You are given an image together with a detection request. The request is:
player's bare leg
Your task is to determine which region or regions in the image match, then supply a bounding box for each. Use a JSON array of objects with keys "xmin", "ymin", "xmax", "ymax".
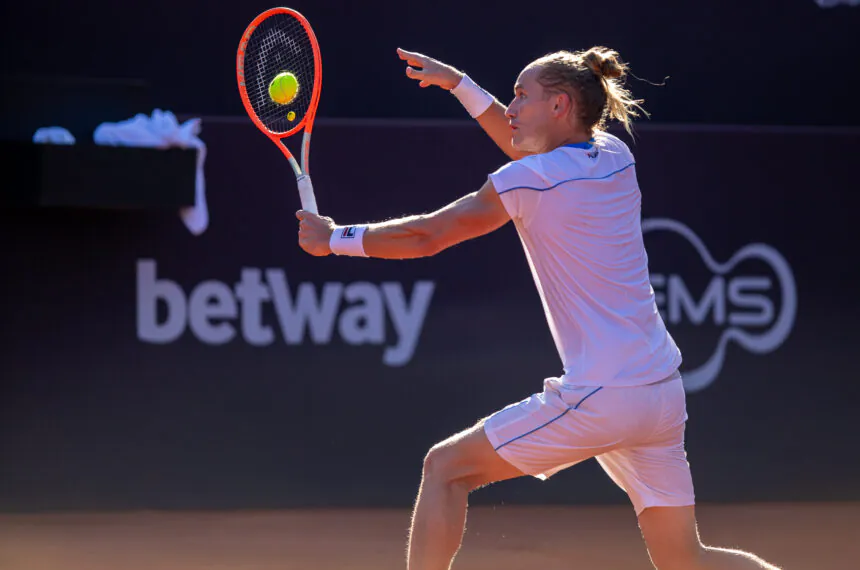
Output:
[
  {"xmin": 406, "ymin": 419, "xmax": 524, "ymax": 570},
  {"xmin": 638, "ymin": 506, "xmax": 783, "ymax": 570}
]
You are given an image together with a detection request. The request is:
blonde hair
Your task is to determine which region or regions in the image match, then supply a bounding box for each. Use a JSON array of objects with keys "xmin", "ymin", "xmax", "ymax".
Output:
[{"xmin": 530, "ymin": 46, "xmax": 647, "ymax": 136}]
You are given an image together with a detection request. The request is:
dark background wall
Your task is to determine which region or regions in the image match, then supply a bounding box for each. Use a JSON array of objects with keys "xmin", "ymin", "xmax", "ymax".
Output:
[
  {"xmin": 2, "ymin": 121, "xmax": 858, "ymax": 511},
  {"xmin": 2, "ymin": 0, "xmax": 860, "ymax": 127}
]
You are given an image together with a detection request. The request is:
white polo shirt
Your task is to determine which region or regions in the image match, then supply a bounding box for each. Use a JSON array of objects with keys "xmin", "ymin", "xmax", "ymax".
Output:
[{"xmin": 488, "ymin": 130, "xmax": 682, "ymax": 387}]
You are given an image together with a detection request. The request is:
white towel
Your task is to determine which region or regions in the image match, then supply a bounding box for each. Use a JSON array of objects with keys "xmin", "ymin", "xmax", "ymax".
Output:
[
  {"xmin": 33, "ymin": 127, "xmax": 76, "ymax": 145},
  {"xmin": 94, "ymin": 109, "xmax": 209, "ymax": 236}
]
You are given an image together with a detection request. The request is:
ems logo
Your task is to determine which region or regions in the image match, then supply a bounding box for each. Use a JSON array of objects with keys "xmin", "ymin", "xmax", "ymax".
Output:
[
  {"xmin": 642, "ymin": 218, "xmax": 797, "ymax": 393},
  {"xmin": 341, "ymin": 227, "xmax": 357, "ymax": 239}
]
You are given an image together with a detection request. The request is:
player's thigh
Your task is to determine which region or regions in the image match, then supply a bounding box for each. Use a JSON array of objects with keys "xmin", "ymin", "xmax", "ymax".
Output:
[
  {"xmin": 596, "ymin": 440, "xmax": 695, "ymax": 516},
  {"xmin": 424, "ymin": 418, "xmax": 525, "ymax": 489},
  {"xmin": 425, "ymin": 374, "xmax": 608, "ymax": 490},
  {"xmin": 637, "ymin": 505, "xmax": 703, "ymax": 569},
  {"xmin": 596, "ymin": 375, "xmax": 694, "ymax": 515},
  {"xmin": 482, "ymin": 378, "xmax": 613, "ymax": 481}
]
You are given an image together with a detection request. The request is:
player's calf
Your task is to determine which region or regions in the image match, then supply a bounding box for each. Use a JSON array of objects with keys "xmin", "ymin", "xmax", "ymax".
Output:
[
  {"xmin": 647, "ymin": 541, "xmax": 782, "ymax": 570},
  {"xmin": 698, "ymin": 546, "xmax": 783, "ymax": 569},
  {"xmin": 638, "ymin": 506, "xmax": 782, "ymax": 570}
]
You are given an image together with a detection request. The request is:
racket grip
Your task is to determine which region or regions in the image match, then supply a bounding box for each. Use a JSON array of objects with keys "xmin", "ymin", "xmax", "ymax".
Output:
[{"xmin": 297, "ymin": 174, "xmax": 319, "ymax": 215}]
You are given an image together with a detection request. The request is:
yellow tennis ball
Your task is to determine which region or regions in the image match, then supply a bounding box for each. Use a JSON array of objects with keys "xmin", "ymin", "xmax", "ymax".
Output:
[
  {"xmin": 269, "ymin": 72, "xmax": 299, "ymax": 105},
  {"xmin": 287, "ymin": 111, "xmax": 296, "ymax": 121}
]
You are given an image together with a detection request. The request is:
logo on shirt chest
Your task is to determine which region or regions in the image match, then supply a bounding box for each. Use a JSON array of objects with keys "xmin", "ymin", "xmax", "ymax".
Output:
[{"xmin": 642, "ymin": 218, "xmax": 797, "ymax": 393}]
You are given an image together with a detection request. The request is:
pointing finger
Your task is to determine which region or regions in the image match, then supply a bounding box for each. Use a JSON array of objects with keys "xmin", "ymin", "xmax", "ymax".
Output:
[
  {"xmin": 397, "ymin": 47, "xmax": 426, "ymax": 67},
  {"xmin": 396, "ymin": 47, "xmax": 419, "ymax": 61}
]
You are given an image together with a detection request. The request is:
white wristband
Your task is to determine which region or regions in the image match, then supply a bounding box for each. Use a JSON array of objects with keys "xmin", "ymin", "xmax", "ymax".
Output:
[
  {"xmin": 330, "ymin": 225, "xmax": 369, "ymax": 257},
  {"xmin": 450, "ymin": 74, "xmax": 495, "ymax": 119}
]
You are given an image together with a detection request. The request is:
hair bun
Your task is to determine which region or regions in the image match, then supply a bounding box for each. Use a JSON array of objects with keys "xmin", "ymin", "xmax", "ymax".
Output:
[{"xmin": 583, "ymin": 48, "xmax": 625, "ymax": 80}]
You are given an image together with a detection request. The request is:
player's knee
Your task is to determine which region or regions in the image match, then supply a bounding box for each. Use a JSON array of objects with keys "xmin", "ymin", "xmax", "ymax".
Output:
[
  {"xmin": 649, "ymin": 542, "xmax": 705, "ymax": 570},
  {"xmin": 421, "ymin": 442, "xmax": 471, "ymax": 489},
  {"xmin": 422, "ymin": 444, "xmax": 454, "ymax": 482},
  {"xmin": 640, "ymin": 505, "xmax": 705, "ymax": 570}
]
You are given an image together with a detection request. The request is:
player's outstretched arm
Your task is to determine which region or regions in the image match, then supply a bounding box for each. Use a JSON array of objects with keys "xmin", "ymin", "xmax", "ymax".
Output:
[
  {"xmin": 296, "ymin": 180, "xmax": 510, "ymax": 259},
  {"xmin": 396, "ymin": 48, "xmax": 530, "ymax": 161}
]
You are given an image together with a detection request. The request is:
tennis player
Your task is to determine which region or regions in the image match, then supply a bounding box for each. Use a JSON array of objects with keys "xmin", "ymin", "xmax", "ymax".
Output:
[{"xmin": 296, "ymin": 46, "xmax": 781, "ymax": 570}]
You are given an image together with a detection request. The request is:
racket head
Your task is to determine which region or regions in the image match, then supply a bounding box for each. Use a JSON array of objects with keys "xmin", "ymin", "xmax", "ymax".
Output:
[{"xmin": 236, "ymin": 8, "xmax": 322, "ymax": 143}]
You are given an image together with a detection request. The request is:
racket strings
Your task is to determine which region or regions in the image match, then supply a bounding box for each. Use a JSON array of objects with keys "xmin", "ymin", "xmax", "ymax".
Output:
[{"xmin": 243, "ymin": 14, "xmax": 317, "ymax": 134}]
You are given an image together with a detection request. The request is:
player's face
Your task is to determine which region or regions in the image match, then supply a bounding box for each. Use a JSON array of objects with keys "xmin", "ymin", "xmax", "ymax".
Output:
[{"xmin": 506, "ymin": 66, "xmax": 558, "ymax": 153}]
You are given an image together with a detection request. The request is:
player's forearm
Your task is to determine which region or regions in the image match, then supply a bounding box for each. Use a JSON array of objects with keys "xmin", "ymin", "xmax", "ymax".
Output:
[
  {"xmin": 361, "ymin": 215, "xmax": 438, "ymax": 259},
  {"xmin": 451, "ymin": 76, "xmax": 530, "ymax": 161},
  {"xmin": 475, "ymin": 101, "xmax": 530, "ymax": 161},
  {"xmin": 346, "ymin": 193, "xmax": 477, "ymax": 259}
]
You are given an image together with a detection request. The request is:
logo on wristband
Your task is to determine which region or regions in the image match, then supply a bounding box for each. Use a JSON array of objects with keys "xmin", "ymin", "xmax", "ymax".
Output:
[{"xmin": 341, "ymin": 227, "xmax": 357, "ymax": 238}]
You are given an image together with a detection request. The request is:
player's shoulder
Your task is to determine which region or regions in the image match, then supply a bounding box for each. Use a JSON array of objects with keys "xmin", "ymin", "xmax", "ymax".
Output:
[
  {"xmin": 488, "ymin": 131, "xmax": 635, "ymax": 194},
  {"xmin": 488, "ymin": 153, "xmax": 553, "ymax": 194},
  {"xmin": 489, "ymin": 149, "xmax": 588, "ymax": 194},
  {"xmin": 592, "ymin": 130, "xmax": 634, "ymax": 159}
]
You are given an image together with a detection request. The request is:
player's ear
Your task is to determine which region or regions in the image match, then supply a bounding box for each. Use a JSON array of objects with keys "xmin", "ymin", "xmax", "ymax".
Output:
[{"xmin": 552, "ymin": 92, "xmax": 569, "ymax": 117}]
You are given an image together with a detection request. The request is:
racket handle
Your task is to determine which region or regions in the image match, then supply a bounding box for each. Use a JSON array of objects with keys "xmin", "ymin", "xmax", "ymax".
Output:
[{"xmin": 297, "ymin": 174, "xmax": 319, "ymax": 215}]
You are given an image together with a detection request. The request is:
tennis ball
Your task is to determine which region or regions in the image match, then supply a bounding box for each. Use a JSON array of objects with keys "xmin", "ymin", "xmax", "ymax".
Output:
[
  {"xmin": 269, "ymin": 72, "xmax": 299, "ymax": 105},
  {"xmin": 287, "ymin": 111, "xmax": 296, "ymax": 121}
]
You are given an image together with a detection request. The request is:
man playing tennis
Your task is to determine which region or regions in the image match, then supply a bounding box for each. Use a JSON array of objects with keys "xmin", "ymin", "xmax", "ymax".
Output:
[{"xmin": 296, "ymin": 46, "xmax": 781, "ymax": 570}]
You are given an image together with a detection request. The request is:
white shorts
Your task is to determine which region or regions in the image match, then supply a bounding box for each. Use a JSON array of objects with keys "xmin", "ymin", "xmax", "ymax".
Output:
[{"xmin": 483, "ymin": 371, "xmax": 695, "ymax": 515}]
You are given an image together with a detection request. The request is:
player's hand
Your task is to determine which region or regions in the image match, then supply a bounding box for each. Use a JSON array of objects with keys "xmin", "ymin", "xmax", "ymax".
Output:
[
  {"xmin": 397, "ymin": 48, "xmax": 464, "ymax": 90},
  {"xmin": 296, "ymin": 210, "xmax": 335, "ymax": 256}
]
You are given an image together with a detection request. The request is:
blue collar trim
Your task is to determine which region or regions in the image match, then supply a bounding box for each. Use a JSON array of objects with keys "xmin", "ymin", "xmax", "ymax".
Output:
[{"xmin": 563, "ymin": 138, "xmax": 595, "ymax": 149}]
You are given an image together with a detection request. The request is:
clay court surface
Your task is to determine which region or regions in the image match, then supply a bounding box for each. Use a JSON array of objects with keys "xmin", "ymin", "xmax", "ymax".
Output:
[{"xmin": 2, "ymin": 503, "xmax": 858, "ymax": 569}]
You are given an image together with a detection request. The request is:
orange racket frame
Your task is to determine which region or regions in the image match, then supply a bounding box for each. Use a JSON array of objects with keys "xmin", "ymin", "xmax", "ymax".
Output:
[{"xmin": 236, "ymin": 7, "xmax": 323, "ymax": 214}]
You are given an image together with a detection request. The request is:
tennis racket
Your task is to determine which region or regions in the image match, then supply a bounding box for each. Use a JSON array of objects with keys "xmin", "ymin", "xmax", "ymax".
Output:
[{"xmin": 236, "ymin": 7, "xmax": 322, "ymax": 214}]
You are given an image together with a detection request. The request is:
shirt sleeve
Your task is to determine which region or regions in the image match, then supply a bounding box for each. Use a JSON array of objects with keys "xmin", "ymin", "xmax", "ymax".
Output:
[{"xmin": 487, "ymin": 158, "xmax": 545, "ymax": 225}]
